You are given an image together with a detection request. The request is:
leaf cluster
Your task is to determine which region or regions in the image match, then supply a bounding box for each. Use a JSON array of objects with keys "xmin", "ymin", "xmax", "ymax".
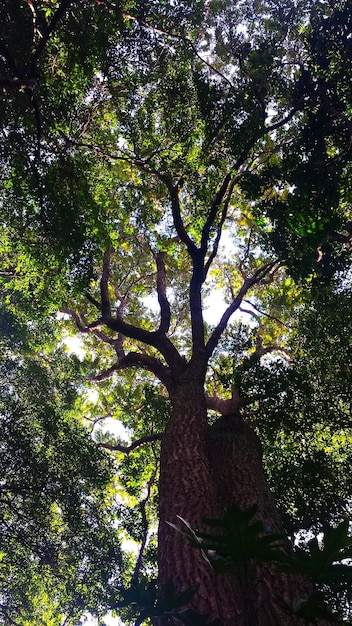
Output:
[{"xmin": 0, "ymin": 307, "xmax": 122, "ymax": 625}]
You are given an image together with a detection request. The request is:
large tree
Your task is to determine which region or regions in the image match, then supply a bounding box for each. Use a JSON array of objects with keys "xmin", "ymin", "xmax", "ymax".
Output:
[{"xmin": 0, "ymin": 0, "xmax": 351, "ymax": 624}]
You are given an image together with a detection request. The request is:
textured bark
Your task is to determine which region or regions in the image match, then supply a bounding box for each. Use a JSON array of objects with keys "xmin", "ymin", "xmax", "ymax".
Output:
[
  {"xmin": 157, "ymin": 392, "xmax": 334, "ymax": 626},
  {"xmin": 206, "ymin": 413, "xmax": 303, "ymax": 626},
  {"xmin": 158, "ymin": 380, "xmax": 221, "ymax": 621},
  {"xmin": 206, "ymin": 413, "xmax": 282, "ymax": 532}
]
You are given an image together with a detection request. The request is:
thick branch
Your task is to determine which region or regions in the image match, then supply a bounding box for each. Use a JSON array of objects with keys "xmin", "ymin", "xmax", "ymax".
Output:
[
  {"xmin": 156, "ymin": 252, "xmax": 171, "ymax": 334},
  {"xmin": 190, "ymin": 176, "xmax": 237, "ymax": 354},
  {"xmin": 86, "ymin": 291, "xmax": 101, "ymax": 310},
  {"xmin": 98, "ymin": 433, "xmax": 162, "ymax": 454},
  {"xmin": 90, "ymin": 363, "xmax": 119, "ymax": 382},
  {"xmin": 168, "ymin": 184, "xmax": 207, "ymax": 354},
  {"xmin": 206, "ymin": 261, "xmax": 278, "ymax": 358},
  {"xmin": 91, "ymin": 351, "xmax": 172, "ymax": 388},
  {"xmin": 100, "ymin": 248, "xmax": 112, "ymax": 318},
  {"xmin": 205, "ymin": 387, "xmax": 242, "ymax": 415},
  {"xmin": 189, "ymin": 256, "xmax": 206, "ymax": 354},
  {"xmin": 60, "ymin": 307, "xmax": 102, "ymax": 333},
  {"xmin": 62, "ymin": 308, "xmax": 125, "ymax": 354},
  {"xmin": 99, "ymin": 247, "xmax": 184, "ymax": 372},
  {"xmin": 62, "ymin": 306, "xmax": 173, "ymax": 384},
  {"xmin": 102, "ymin": 316, "xmax": 184, "ymax": 374},
  {"xmin": 62, "ymin": 305, "xmax": 180, "ymax": 380}
]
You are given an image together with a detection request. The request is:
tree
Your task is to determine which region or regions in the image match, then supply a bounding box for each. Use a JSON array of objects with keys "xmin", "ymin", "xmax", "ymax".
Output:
[
  {"xmin": 0, "ymin": 305, "xmax": 123, "ymax": 625},
  {"xmin": 0, "ymin": 1, "xmax": 351, "ymax": 624}
]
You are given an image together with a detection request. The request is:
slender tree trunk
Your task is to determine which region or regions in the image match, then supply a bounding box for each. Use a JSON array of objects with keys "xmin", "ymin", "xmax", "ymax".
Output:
[{"xmin": 157, "ymin": 390, "xmax": 333, "ymax": 625}]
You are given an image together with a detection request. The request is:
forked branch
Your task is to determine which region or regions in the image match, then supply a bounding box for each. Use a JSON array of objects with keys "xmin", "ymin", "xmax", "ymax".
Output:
[
  {"xmin": 170, "ymin": 184, "xmax": 198, "ymax": 258},
  {"xmin": 203, "ymin": 177, "xmax": 238, "ymax": 281},
  {"xmin": 201, "ymin": 173, "xmax": 232, "ymax": 254},
  {"xmin": 206, "ymin": 260, "xmax": 279, "ymax": 358},
  {"xmin": 60, "ymin": 307, "xmax": 102, "ymax": 334},
  {"xmin": 62, "ymin": 309, "xmax": 172, "ymax": 387},
  {"xmin": 98, "ymin": 248, "xmax": 185, "ymax": 372}
]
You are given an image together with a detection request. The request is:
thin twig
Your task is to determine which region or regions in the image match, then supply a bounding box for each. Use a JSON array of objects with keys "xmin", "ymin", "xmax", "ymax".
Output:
[
  {"xmin": 241, "ymin": 299, "xmax": 291, "ymax": 329},
  {"xmin": 98, "ymin": 433, "xmax": 162, "ymax": 453},
  {"xmin": 239, "ymin": 228, "xmax": 254, "ymax": 279},
  {"xmin": 132, "ymin": 465, "xmax": 158, "ymax": 583},
  {"xmin": 203, "ymin": 177, "xmax": 238, "ymax": 280}
]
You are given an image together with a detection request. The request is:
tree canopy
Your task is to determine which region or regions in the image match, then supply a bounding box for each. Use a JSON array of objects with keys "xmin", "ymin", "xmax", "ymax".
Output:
[{"xmin": 0, "ymin": 0, "xmax": 351, "ymax": 624}]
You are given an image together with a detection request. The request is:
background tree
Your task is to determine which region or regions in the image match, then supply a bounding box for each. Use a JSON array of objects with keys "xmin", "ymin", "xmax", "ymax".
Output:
[
  {"xmin": 0, "ymin": 304, "xmax": 123, "ymax": 625},
  {"xmin": 0, "ymin": 0, "xmax": 351, "ymax": 624}
]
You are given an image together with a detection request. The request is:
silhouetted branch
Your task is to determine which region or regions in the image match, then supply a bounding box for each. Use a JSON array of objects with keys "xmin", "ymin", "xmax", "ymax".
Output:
[
  {"xmin": 60, "ymin": 307, "xmax": 102, "ymax": 333},
  {"xmin": 156, "ymin": 252, "xmax": 171, "ymax": 334},
  {"xmin": 206, "ymin": 261, "xmax": 279, "ymax": 358},
  {"xmin": 30, "ymin": 0, "xmax": 79, "ymax": 71},
  {"xmin": 201, "ymin": 173, "xmax": 232, "ymax": 254},
  {"xmin": 86, "ymin": 291, "xmax": 101, "ymax": 310},
  {"xmin": 170, "ymin": 184, "xmax": 198, "ymax": 257},
  {"xmin": 203, "ymin": 177, "xmax": 237, "ymax": 280},
  {"xmin": 90, "ymin": 350, "xmax": 172, "ymax": 387},
  {"xmin": 97, "ymin": 249, "xmax": 184, "ymax": 371},
  {"xmin": 98, "ymin": 433, "xmax": 162, "ymax": 453},
  {"xmin": 101, "ymin": 248, "xmax": 112, "ymax": 318},
  {"xmin": 240, "ymin": 299, "xmax": 290, "ymax": 328},
  {"xmin": 90, "ymin": 363, "xmax": 119, "ymax": 381},
  {"xmin": 132, "ymin": 465, "xmax": 158, "ymax": 583}
]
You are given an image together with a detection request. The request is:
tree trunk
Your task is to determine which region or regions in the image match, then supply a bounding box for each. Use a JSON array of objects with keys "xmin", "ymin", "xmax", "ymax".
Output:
[
  {"xmin": 206, "ymin": 413, "xmax": 307, "ymax": 626},
  {"xmin": 158, "ymin": 379, "xmax": 221, "ymax": 621},
  {"xmin": 157, "ymin": 391, "xmax": 332, "ymax": 625}
]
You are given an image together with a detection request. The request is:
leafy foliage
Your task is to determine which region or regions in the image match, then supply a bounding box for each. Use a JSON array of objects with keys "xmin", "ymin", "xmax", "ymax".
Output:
[
  {"xmin": 218, "ymin": 284, "xmax": 352, "ymax": 533},
  {"xmin": 0, "ymin": 0, "xmax": 351, "ymax": 624},
  {"xmin": 0, "ymin": 307, "xmax": 122, "ymax": 625},
  {"xmin": 171, "ymin": 507, "xmax": 352, "ymax": 623},
  {"xmin": 168, "ymin": 505, "xmax": 287, "ymax": 574}
]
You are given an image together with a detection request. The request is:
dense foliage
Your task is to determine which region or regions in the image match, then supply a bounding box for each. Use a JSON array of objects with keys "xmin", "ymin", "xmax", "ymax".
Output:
[
  {"xmin": 0, "ymin": 0, "xmax": 351, "ymax": 624},
  {"xmin": 0, "ymin": 307, "xmax": 123, "ymax": 624}
]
